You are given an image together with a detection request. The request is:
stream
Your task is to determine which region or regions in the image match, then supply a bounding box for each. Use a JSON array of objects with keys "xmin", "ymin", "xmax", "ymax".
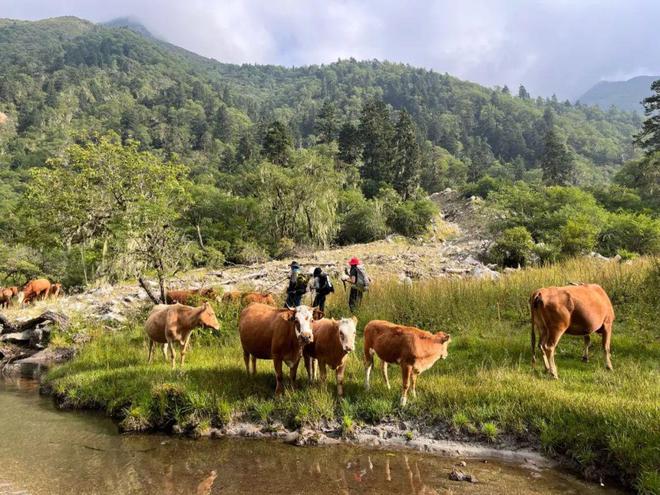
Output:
[{"xmin": 0, "ymin": 369, "xmax": 623, "ymax": 495}]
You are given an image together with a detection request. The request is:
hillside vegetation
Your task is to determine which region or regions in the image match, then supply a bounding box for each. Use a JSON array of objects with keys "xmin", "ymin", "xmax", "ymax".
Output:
[
  {"xmin": 0, "ymin": 16, "xmax": 658, "ymax": 290},
  {"xmin": 45, "ymin": 257, "xmax": 660, "ymax": 494}
]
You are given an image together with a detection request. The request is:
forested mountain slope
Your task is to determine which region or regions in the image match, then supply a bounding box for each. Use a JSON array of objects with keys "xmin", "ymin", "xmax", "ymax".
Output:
[
  {"xmin": 578, "ymin": 75, "xmax": 659, "ymax": 112},
  {"xmin": 0, "ymin": 16, "xmax": 640, "ymax": 175}
]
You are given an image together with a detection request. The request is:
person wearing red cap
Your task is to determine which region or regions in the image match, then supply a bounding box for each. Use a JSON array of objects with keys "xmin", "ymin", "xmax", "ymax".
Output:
[{"xmin": 342, "ymin": 257, "xmax": 370, "ymax": 312}]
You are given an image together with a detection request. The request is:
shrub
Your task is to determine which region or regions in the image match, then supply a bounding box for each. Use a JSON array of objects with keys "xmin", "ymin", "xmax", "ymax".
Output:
[
  {"xmin": 228, "ymin": 241, "xmax": 269, "ymax": 264},
  {"xmin": 559, "ymin": 216, "xmax": 599, "ymax": 256},
  {"xmin": 599, "ymin": 212, "xmax": 660, "ymax": 256},
  {"xmin": 490, "ymin": 226, "xmax": 534, "ymax": 267},
  {"xmin": 338, "ymin": 197, "xmax": 388, "ymax": 244},
  {"xmin": 386, "ymin": 199, "xmax": 437, "ymax": 237}
]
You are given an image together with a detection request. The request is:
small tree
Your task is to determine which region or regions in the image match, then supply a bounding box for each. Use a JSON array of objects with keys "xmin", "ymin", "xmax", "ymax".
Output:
[
  {"xmin": 541, "ymin": 127, "xmax": 576, "ymax": 186},
  {"xmin": 490, "ymin": 226, "xmax": 534, "ymax": 267},
  {"xmin": 262, "ymin": 120, "xmax": 293, "ymax": 166},
  {"xmin": 314, "ymin": 101, "xmax": 339, "ymax": 144},
  {"xmin": 391, "ymin": 110, "xmax": 421, "ymax": 199},
  {"xmin": 518, "ymin": 85, "xmax": 530, "ymax": 100},
  {"xmin": 634, "ymin": 79, "xmax": 660, "ymax": 154}
]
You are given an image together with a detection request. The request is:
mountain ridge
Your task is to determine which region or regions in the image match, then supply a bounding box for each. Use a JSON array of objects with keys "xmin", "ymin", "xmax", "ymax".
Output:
[{"xmin": 578, "ymin": 75, "xmax": 658, "ymax": 112}]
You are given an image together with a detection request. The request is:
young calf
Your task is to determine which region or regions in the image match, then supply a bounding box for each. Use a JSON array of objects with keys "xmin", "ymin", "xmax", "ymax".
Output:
[
  {"xmin": 364, "ymin": 320, "xmax": 451, "ymax": 406},
  {"xmin": 145, "ymin": 302, "xmax": 220, "ymax": 368},
  {"xmin": 303, "ymin": 317, "xmax": 357, "ymax": 397}
]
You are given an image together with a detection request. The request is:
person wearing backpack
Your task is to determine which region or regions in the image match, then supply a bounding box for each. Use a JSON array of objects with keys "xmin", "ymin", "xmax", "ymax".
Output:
[
  {"xmin": 342, "ymin": 257, "xmax": 370, "ymax": 312},
  {"xmin": 285, "ymin": 261, "xmax": 308, "ymax": 307},
  {"xmin": 311, "ymin": 267, "xmax": 334, "ymax": 312}
]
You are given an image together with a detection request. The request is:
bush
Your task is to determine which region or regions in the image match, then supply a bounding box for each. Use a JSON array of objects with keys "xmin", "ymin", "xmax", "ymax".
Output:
[
  {"xmin": 386, "ymin": 199, "xmax": 437, "ymax": 237},
  {"xmin": 228, "ymin": 241, "xmax": 269, "ymax": 264},
  {"xmin": 338, "ymin": 191, "xmax": 388, "ymax": 244},
  {"xmin": 559, "ymin": 216, "xmax": 599, "ymax": 255},
  {"xmin": 490, "ymin": 226, "xmax": 534, "ymax": 267},
  {"xmin": 599, "ymin": 212, "xmax": 660, "ymax": 256}
]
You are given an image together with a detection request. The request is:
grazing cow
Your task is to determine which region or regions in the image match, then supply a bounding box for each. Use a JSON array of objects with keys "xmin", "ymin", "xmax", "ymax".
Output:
[
  {"xmin": 364, "ymin": 320, "xmax": 451, "ymax": 406},
  {"xmin": 0, "ymin": 287, "xmax": 18, "ymax": 308},
  {"xmin": 221, "ymin": 290, "xmax": 242, "ymax": 304},
  {"xmin": 241, "ymin": 292, "xmax": 276, "ymax": 306},
  {"xmin": 18, "ymin": 278, "xmax": 51, "ymax": 305},
  {"xmin": 165, "ymin": 287, "xmax": 218, "ymax": 305},
  {"xmin": 49, "ymin": 283, "xmax": 63, "ymax": 299},
  {"xmin": 144, "ymin": 302, "xmax": 220, "ymax": 368},
  {"xmin": 239, "ymin": 303, "xmax": 317, "ymax": 394},
  {"xmin": 303, "ymin": 317, "xmax": 357, "ymax": 397},
  {"xmin": 530, "ymin": 283, "xmax": 615, "ymax": 379}
]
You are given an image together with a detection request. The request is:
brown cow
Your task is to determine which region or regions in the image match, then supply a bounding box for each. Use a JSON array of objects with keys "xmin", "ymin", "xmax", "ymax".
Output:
[
  {"xmin": 0, "ymin": 286, "xmax": 18, "ymax": 308},
  {"xmin": 145, "ymin": 302, "xmax": 220, "ymax": 368},
  {"xmin": 364, "ymin": 320, "xmax": 451, "ymax": 406},
  {"xmin": 530, "ymin": 283, "xmax": 615, "ymax": 379},
  {"xmin": 303, "ymin": 317, "xmax": 357, "ymax": 397},
  {"xmin": 165, "ymin": 287, "xmax": 218, "ymax": 305},
  {"xmin": 241, "ymin": 292, "xmax": 276, "ymax": 306},
  {"xmin": 49, "ymin": 283, "xmax": 63, "ymax": 299},
  {"xmin": 221, "ymin": 290, "xmax": 242, "ymax": 304},
  {"xmin": 239, "ymin": 303, "xmax": 316, "ymax": 394},
  {"xmin": 18, "ymin": 278, "xmax": 51, "ymax": 305}
]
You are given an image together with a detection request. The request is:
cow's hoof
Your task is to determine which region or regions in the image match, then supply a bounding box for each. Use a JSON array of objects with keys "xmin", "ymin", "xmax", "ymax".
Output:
[{"xmin": 582, "ymin": 356, "xmax": 589, "ymax": 362}]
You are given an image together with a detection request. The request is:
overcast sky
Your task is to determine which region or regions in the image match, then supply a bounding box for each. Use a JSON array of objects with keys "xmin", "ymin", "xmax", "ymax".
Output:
[{"xmin": 1, "ymin": 0, "xmax": 658, "ymax": 99}]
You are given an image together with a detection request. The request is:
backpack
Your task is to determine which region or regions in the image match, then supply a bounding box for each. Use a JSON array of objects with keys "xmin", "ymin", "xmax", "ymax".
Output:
[
  {"xmin": 355, "ymin": 266, "xmax": 370, "ymax": 291},
  {"xmin": 294, "ymin": 271, "xmax": 309, "ymax": 292},
  {"xmin": 318, "ymin": 274, "xmax": 334, "ymax": 295}
]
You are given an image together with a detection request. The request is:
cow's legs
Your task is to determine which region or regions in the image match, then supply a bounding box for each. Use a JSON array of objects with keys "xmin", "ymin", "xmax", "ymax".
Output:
[
  {"xmin": 147, "ymin": 340, "xmax": 154, "ymax": 364},
  {"xmin": 582, "ymin": 335, "xmax": 591, "ymax": 362},
  {"xmin": 274, "ymin": 358, "xmax": 284, "ymax": 395},
  {"xmin": 162, "ymin": 343, "xmax": 169, "ymax": 362},
  {"xmin": 243, "ymin": 351, "xmax": 250, "ymax": 374},
  {"xmin": 336, "ymin": 364, "xmax": 346, "ymax": 397},
  {"xmin": 539, "ymin": 331, "xmax": 551, "ymax": 373},
  {"xmin": 251, "ymin": 355, "xmax": 257, "ymax": 375},
  {"xmin": 289, "ymin": 359, "xmax": 300, "ymax": 389},
  {"xmin": 542, "ymin": 333, "xmax": 562, "ymax": 379},
  {"xmin": 304, "ymin": 356, "xmax": 313, "ymax": 381},
  {"xmin": 400, "ymin": 365, "xmax": 413, "ymax": 406},
  {"xmin": 364, "ymin": 349, "xmax": 374, "ymax": 390},
  {"xmin": 382, "ymin": 361, "xmax": 391, "ymax": 390},
  {"xmin": 167, "ymin": 338, "xmax": 177, "ymax": 369},
  {"xmin": 180, "ymin": 334, "xmax": 192, "ymax": 366},
  {"xmin": 602, "ymin": 323, "xmax": 613, "ymax": 371},
  {"xmin": 411, "ymin": 372, "xmax": 418, "ymax": 398}
]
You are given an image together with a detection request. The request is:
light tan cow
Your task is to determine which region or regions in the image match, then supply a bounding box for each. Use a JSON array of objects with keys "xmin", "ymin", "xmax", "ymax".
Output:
[
  {"xmin": 303, "ymin": 317, "xmax": 357, "ymax": 397},
  {"xmin": 530, "ymin": 283, "xmax": 615, "ymax": 379},
  {"xmin": 145, "ymin": 302, "xmax": 220, "ymax": 368},
  {"xmin": 364, "ymin": 320, "xmax": 451, "ymax": 406},
  {"xmin": 18, "ymin": 278, "xmax": 51, "ymax": 305}
]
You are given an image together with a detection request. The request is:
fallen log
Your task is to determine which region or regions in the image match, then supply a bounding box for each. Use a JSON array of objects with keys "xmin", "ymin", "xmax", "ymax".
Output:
[
  {"xmin": 220, "ymin": 270, "xmax": 268, "ymax": 285},
  {"xmin": 0, "ymin": 310, "xmax": 69, "ymax": 335}
]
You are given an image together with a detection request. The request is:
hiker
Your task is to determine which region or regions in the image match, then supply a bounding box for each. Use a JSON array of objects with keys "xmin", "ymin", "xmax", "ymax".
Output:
[
  {"xmin": 342, "ymin": 257, "xmax": 370, "ymax": 312},
  {"xmin": 310, "ymin": 267, "xmax": 334, "ymax": 312},
  {"xmin": 285, "ymin": 261, "xmax": 308, "ymax": 307}
]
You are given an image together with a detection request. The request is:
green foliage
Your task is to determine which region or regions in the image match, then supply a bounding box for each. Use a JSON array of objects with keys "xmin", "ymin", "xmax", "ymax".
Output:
[
  {"xmin": 386, "ymin": 198, "xmax": 437, "ymax": 237},
  {"xmin": 337, "ymin": 190, "xmax": 388, "ymax": 244},
  {"xmin": 262, "ymin": 121, "xmax": 292, "ymax": 166},
  {"xmin": 599, "ymin": 213, "xmax": 660, "ymax": 256},
  {"xmin": 634, "ymin": 79, "xmax": 660, "ymax": 154},
  {"xmin": 490, "ymin": 226, "xmax": 534, "ymax": 267},
  {"xmin": 541, "ymin": 127, "xmax": 576, "ymax": 186}
]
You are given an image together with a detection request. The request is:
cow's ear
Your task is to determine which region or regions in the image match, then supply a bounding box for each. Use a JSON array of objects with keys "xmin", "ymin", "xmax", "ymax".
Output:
[
  {"xmin": 440, "ymin": 333, "xmax": 451, "ymax": 344},
  {"xmin": 312, "ymin": 307, "xmax": 323, "ymax": 320},
  {"xmin": 351, "ymin": 316, "xmax": 358, "ymax": 325}
]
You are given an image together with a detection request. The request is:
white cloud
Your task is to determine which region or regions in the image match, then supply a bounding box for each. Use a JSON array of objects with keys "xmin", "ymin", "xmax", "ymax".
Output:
[{"xmin": 1, "ymin": 0, "xmax": 658, "ymax": 98}]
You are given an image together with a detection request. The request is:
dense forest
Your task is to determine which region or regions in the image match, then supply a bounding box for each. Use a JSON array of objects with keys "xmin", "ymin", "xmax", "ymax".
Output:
[{"xmin": 0, "ymin": 17, "xmax": 658, "ymax": 287}]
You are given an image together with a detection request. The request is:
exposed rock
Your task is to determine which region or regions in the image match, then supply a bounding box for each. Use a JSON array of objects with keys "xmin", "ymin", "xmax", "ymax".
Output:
[
  {"xmin": 471, "ymin": 265, "xmax": 500, "ymax": 280},
  {"xmin": 449, "ymin": 468, "xmax": 478, "ymax": 483},
  {"xmin": 13, "ymin": 347, "xmax": 74, "ymax": 365}
]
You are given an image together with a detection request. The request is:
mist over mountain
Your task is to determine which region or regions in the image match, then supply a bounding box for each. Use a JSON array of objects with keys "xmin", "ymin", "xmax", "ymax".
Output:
[{"xmin": 579, "ymin": 76, "xmax": 659, "ymax": 113}]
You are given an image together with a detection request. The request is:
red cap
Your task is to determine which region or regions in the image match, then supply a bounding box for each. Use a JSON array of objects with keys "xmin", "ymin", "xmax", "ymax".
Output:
[{"xmin": 349, "ymin": 257, "xmax": 360, "ymax": 266}]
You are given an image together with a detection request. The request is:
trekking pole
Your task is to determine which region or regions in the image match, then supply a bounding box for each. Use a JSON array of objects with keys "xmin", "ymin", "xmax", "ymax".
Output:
[{"xmin": 263, "ymin": 276, "xmax": 288, "ymax": 293}]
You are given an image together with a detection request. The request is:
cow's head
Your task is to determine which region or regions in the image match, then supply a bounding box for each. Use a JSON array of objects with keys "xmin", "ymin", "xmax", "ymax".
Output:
[
  {"xmin": 435, "ymin": 332, "xmax": 452, "ymax": 359},
  {"xmin": 199, "ymin": 302, "xmax": 220, "ymax": 330},
  {"xmin": 338, "ymin": 316, "xmax": 357, "ymax": 353},
  {"xmin": 286, "ymin": 305, "xmax": 314, "ymax": 344}
]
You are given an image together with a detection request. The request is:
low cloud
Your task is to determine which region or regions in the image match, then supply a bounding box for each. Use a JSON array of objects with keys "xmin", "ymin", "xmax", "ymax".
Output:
[{"xmin": 2, "ymin": 0, "xmax": 659, "ymax": 98}]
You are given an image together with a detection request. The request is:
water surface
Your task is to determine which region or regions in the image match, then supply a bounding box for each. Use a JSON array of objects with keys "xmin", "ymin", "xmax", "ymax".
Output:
[{"xmin": 0, "ymin": 376, "xmax": 622, "ymax": 495}]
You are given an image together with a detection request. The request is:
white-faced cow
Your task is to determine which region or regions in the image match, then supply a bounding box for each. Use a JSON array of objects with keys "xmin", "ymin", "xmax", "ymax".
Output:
[{"xmin": 238, "ymin": 303, "xmax": 317, "ymax": 395}]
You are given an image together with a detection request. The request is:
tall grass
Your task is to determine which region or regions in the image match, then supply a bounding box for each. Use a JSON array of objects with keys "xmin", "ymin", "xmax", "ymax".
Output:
[{"xmin": 45, "ymin": 257, "xmax": 659, "ymax": 493}]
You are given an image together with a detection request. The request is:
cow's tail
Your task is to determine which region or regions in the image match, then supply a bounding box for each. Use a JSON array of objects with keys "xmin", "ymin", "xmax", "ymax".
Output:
[{"xmin": 530, "ymin": 291, "xmax": 543, "ymax": 365}]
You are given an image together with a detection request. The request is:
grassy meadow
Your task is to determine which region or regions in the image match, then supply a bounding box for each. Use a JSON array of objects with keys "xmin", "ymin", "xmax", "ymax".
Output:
[{"xmin": 45, "ymin": 258, "xmax": 659, "ymax": 493}]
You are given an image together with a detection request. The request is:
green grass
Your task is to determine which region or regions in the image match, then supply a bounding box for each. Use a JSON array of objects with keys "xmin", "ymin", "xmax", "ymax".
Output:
[{"xmin": 45, "ymin": 258, "xmax": 660, "ymax": 493}]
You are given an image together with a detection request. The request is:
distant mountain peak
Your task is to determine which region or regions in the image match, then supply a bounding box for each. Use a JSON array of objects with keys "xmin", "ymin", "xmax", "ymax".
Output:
[
  {"xmin": 578, "ymin": 75, "xmax": 659, "ymax": 112},
  {"xmin": 102, "ymin": 17, "xmax": 153, "ymax": 38}
]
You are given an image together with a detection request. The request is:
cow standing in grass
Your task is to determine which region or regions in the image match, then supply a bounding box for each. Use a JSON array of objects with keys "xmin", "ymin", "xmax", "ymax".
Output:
[
  {"xmin": 18, "ymin": 278, "xmax": 51, "ymax": 305},
  {"xmin": 145, "ymin": 302, "xmax": 220, "ymax": 368},
  {"xmin": 530, "ymin": 283, "xmax": 615, "ymax": 379},
  {"xmin": 165, "ymin": 287, "xmax": 218, "ymax": 305},
  {"xmin": 239, "ymin": 303, "xmax": 316, "ymax": 395},
  {"xmin": 304, "ymin": 317, "xmax": 357, "ymax": 397},
  {"xmin": 364, "ymin": 320, "xmax": 451, "ymax": 406}
]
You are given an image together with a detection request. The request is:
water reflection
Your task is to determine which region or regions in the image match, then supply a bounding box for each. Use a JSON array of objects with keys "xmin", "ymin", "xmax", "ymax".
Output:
[{"xmin": 0, "ymin": 378, "xmax": 622, "ymax": 495}]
